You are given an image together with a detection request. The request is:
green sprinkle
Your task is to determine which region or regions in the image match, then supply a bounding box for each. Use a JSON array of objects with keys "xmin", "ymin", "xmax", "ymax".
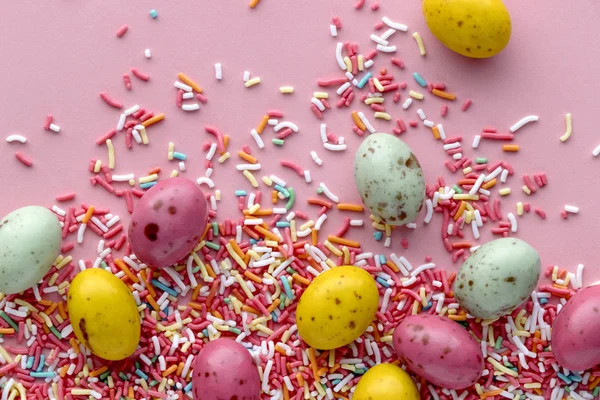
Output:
[
  {"xmin": 452, "ymin": 185, "xmax": 463, "ymax": 194},
  {"xmin": 135, "ymin": 361, "xmax": 140, "ymax": 370},
  {"xmin": 0, "ymin": 312, "xmax": 18, "ymax": 331},
  {"xmin": 495, "ymin": 336, "xmax": 503, "ymax": 349},
  {"xmin": 151, "ymin": 355, "xmax": 159, "ymax": 363},
  {"xmin": 49, "ymin": 325, "xmax": 62, "ymax": 339},
  {"xmin": 476, "ymin": 157, "xmax": 488, "ymax": 164},
  {"xmin": 149, "ymin": 380, "xmax": 158, "ymax": 387},
  {"xmin": 100, "ymin": 371, "xmax": 111, "ymax": 381},
  {"xmin": 593, "ymin": 387, "xmax": 599, "ymax": 397},
  {"xmin": 205, "ymin": 241, "xmax": 221, "ymax": 251},
  {"xmin": 272, "ymin": 138, "xmax": 285, "ymax": 146},
  {"xmin": 316, "ymin": 187, "xmax": 324, "ymax": 194},
  {"xmin": 119, "ymin": 372, "xmax": 128, "ymax": 381},
  {"xmin": 229, "ymin": 327, "xmax": 241, "ymax": 335},
  {"xmin": 564, "ymin": 387, "xmax": 571, "ymax": 394},
  {"xmin": 101, "ymin": 261, "xmax": 109, "ymax": 269},
  {"xmin": 212, "ymin": 222, "xmax": 219, "ymax": 235},
  {"xmin": 192, "ymin": 266, "xmax": 201, "ymax": 273},
  {"xmin": 285, "ymin": 188, "xmax": 295, "ymax": 210},
  {"xmin": 286, "ymin": 267, "xmax": 297, "ymax": 275},
  {"xmin": 224, "ymin": 298, "xmax": 231, "ymax": 304},
  {"xmin": 279, "ymin": 294, "xmax": 286, "ymax": 309}
]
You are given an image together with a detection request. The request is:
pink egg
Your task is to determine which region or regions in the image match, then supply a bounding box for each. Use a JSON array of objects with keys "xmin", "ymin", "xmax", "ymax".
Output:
[
  {"xmin": 192, "ymin": 338, "xmax": 260, "ymax": 400},
  {"xmin": 552, "ymin": 285, "xmax": 600, "ymax": 371},
  {"xmin": 393, "ymin": 314, "xmax": 483, "ymax": 389},
  {"xmin": 128, "ymin": 178, "xmax": 208, "ymax": 268}
]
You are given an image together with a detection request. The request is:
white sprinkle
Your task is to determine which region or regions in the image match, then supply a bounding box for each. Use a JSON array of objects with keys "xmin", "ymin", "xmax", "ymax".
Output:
[
  {"xmin": 336, "ymin": 82, "xmax": 351, "ymax": 95},
  {"xmin": 262, "ymin": 360, "xmax": 274, "ymax": 392},
  {"xmin": 182, "ymin": 92, "xmax": 194, "ymax": 99},
  {"xmin": 310, "ymin": 151, "xmax": 323, "ymax": 166},
  {"xmin": 384, "ymin": 237, "xmax": 391, "ymax": 247},
  {"xmin": 268, "ymin": 119, "xmax": 279, "ymax": 126},
  {"xmin": 178, "ymin": 161, "xmax": 186, "ymax": 171},
  {"xmin": 274, "ymin": 121, "xmax": 299, "ymax": 132},
  {"xmin": 324, "ymin": 142, "xmax": 347, "ymax": 151},
  {"xmin": 485, "ymin": 167, "xmax": 502, "ymax": 182},
  {"xmin": 243, "ymin": 71, "xmax": 250, "ymax": 82},
  {"xmin": 565, "ymin": 205, "xmax": 579, "ymax": 214},
  {"xmin": 350, "ymin": 219, "xmax": 363, "ymax": 227},
  {"xmin": 402, "ymin": 98, "xmax": 413, "ymax": 110},
  {"xmin": 214, "ymin": 63, "xmax": 223, "ymax": 80},
  {"xmin": 311, "ymin": 97, "xmax": 325, "ymax": 111},
  {"xmin": 376, "ymin": 44, "xmax": 397, "ymax": 53},
  {"xmin": 250, "ymin": 129, "xmax": 265, "ymax": 149},
  {"xmin": 510, "ymin": 115, "xmax": 539, "ymax": 133},
  {"xmin": 500, "ymin": 168, "xmax": 509, "ymax": 183},
  {"xmin": 452, "ymin": 153, "xmax": 462, "ymax": 160},
  {"xmin": 576, "ymin": 264, "xmax": 584, "ymax": 289},
  {"xmin": 411, "ymin": 263, "xmax": 435, "ymax": 277},
  {"xmin": 382, "ymin": 16, "xmax": 408, "ymax": 32},
  {"xmin": 124, "ymin": 104, "xmax": 140, "ymax": 116},
  {"xmin": 335, "ymin": 42, "xmax": 347, "ymax": 70},
  {"xmin": 51, "ymin": 205, "xmax": 66, "ymax": 216},
  {"xmin": 330, "ymin": 24, "xmax": 338, "ymax": 37},
  {"xmin": 206, "ymin": 143, "xmax": 218, "ymax": 160},
  {"xmin": 210, "ymin": 195, "xmax": 217, "ymax": 211},
  {"xmin": 417, "ymin": 109, "xmax": 427, "ymax": 120},
  {"xmin": 144, "ymin": 48, "xmax": 152, "ymax": 58},
  {"xmin": 424, "ymin": 199, "xmax": 433, "ymax": 224},
  {"xmin": 319, "ymin": 183, "xmax": 340, "ymax": 203},
  {"xmin": 49, "ymin": 123, "xmax": 61, "ymax": 133},
  {"xmin": 507, "ymin": 213, "xmax": 518, "ymax": 233},
  {"xmin": 236, "ymin": 163, "xmax": 261, "ymax": 171},
  {"xmin": 270, "ymin": 175, "xmax": 286, "ymax": 187},
  {"xmin": 196, "ymin": 177, "xmax": 215, "ymax": 188},
  {"xmin": 116, "ymin": 113, "xmax": 126, "ymax": 131},
  {"xmin": 77, "ymin": 224, "xmax": 86, "ymax": 244},
  {"xmin": 182, "ymin": 103, "xmax": 200, "ymax": 111},
  {"xmin": 304, "ymin": 170, "xmax": 312, "ymax": 183},
  {"xmin": 470, "ymin": 174, "xmax": 486, "ymax": 195},
  {"xmin": 5, "ymin": 134, "xmax": 27, "ymax": 143},
  {"xmin": 364, "ymin": 59, "xmax": 374, "ymax": 68},
  {"xmin": 357, "ymin": 112, "xmax": 376, "ymax": 133},
  {"xmin": 471, "ymin": 220, "xmax": 480, "ymax": 239},
  {"xmin": 380, "ymin": 28, "xmax": 397, "ymax": 40},
  {"xmin": 443, "ymin": 142, "xmax": 460, "ymax": 151},
  {"xmin": 174, "ymin": 81, "xmax": 193, "ymax": 91},
  {"xmin": 472, "ymin": 135, "xmax": 481, "ymax": 149},
  {"xmin": 315, "ymin": 214, "xmax": 328, "ymax": 230},
  {"xmin": 370, "ymin": 341, "xmax": 381, "ymax": 364},
  {"xmin": 370, "ymin": 34, "xmax": 389, "ymax": 46},
  {"xmin": 333, "ymin": 373, "xmax": 354, "ymax": 393},
  {"xmin": 423, "ymin": 119, "xmax": 435, "ymax": 128}
]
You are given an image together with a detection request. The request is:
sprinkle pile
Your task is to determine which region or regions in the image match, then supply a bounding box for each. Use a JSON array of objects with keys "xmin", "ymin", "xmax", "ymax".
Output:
[{"xmin": 0, "ymin": 4, "xmax": 596, "ymax": 400}]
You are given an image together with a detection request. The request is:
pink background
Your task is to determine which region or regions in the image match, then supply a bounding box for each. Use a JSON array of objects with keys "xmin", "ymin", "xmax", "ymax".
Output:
[{"xmin": 1, "ymin": 1, "xmax": 599, "ymax": 283}]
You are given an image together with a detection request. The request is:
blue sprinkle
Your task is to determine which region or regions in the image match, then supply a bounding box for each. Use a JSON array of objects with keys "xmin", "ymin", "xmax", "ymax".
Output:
[
  {"xmin": 379, "ymin": 255, "xmax": 386, "ymax": 264},
  {"xmin": 202, "ymin": 329, "xmax": 209, "ymax": 337},
  {"xmin": 140, "ymin": 181, "xmax": 157, "ymax": 189},
  {"xmin": 271, "ymin": 312, "xmax": 278, "ymax": 323},
  {"xmin": 332, "ymin": 379, "xmax": 341, "ymax": 385},
  {"xmin": 373, "ymin": 231, "xmax": 383, "ymax": 241},
  {"xmin": 30, "ymin": 371, "xmax": 56, "ymax": 378},
  {"xmin": 357, "ymin": 72, "xmax": 372, "ymax": 89},
  {"xmin": 376, "ymin": 277, "xmax": 390, "ymax": 288},
  {"xmin": 150, "ymin": 9, "xmax": 158, "ymax": 18},
  {"xmin": 274, "ymin": 184, "xmax": 290, "ymax": 198},
  {"xmin": 280, "ymin": 276, "xmax": 294, "ymax": 300},
  {"xmin": 539, "ymin": 298, "xmax": 548, "ymax": 304},
  {"xmin": 184, "ymin": 382, "xmax": 193, "ymax": 393},
  {"xmin": 557, "ymin": 372, "xmax": 572, "ymax": 385},
  {"xmin": 422, "ymin": 301, "xmax": 433, "ymax": 311},
  {"xmin": 136, "ymin": 369, "xmax": 149, "ymax": 380},
  {"xmin": 173, "ymin": 151, "xmax": 187, "ymax": 161},
  {"xmin": 151, "ymin": 279, "xmax": 178, "ymax": 297},
  {"xmin": 26, "ymin": 356, "xmax": 34, "ymax": 369},
  {"xmin": 413, "ymin": 72, "xmax": 427, "ymax": 87},
  {"xmin": 569, "ymin": 373, "xmax": 583, "ymax": 382},
  {"xmin": 249, "ymin": 239, "xmax": 257, "ymax": 244},
  {"xmin": 235, "ymin": 190, "xmax": 247, "ymax": 196},
  {"xmin": 276, "ymin": 221, "xmax": 291, "ymax": 228},
  {"xmin": 36, "ymin": 355, "xmax": 45, "ymax": 372}
]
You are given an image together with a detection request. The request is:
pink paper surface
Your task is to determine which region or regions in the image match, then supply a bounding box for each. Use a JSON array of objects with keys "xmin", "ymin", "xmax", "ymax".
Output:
[{"xmin": 1, "ymin": 0, "xmax": 599, "ymax": 283}]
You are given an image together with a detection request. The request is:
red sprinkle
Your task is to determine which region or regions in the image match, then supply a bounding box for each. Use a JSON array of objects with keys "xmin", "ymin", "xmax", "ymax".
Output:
[
  {"xmin": 280, "ymin": 160, "xmax": 304, "ymax": 177},
  {"xmin": 354, "ymin": 0, "xmax": 366, "ymax": 9},
  {"xmin": 123, "ymin": 74, "xmax": 132, "ymax": 90},
  {"xmin": 441, "ymin": 104, "xmax": 449, "ymax": 117},
  {"xmin": 535, "ymin": 208, "xmax": 547, "ymax": 219},
  {"xmin": 115, "ymin": 24, "xmax": 128, "ymax": 38},
  {"xmin": 99, "ymin": 92, "xmax": 123, "ymax": 109},
  {"xmin": 461, "ymin": 99, "xmax": 472, "ymax": 111},
  {"xmin": 15, "ymin": 152, "xmax": 33, "ymax": 167},
  {"xmin": 332, "ymin": 16, "xmax": 342, "ymax": 29},
  {"xmin": 44, "ymin": 114, "xmax": 54, "ymax": 130},
  {"xmin": 370, "ymin": 0, "xmax": 380, "ymax": 10},
  {"xmin": 131, "ymin": 67, "xmax": 150, "ymax": 81},
  {"xmin": 56, "ymin": 193, "xmax": 76, "ymax": 202}
]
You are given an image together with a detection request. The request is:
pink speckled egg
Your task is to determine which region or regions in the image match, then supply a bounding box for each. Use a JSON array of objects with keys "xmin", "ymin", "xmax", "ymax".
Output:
[
  {"xmin": 552, "ymin": 284, "xmax": 600, "ymax": 371},
  {"xmin": 128, "ymin": 177, "xmax": 208, "ymax": 268},
  {"xmin": 192, "ymin": 338, "xmax": 260, "ymax": 400},
  {"xmin": 393, "ymin": 314, "xmax": 483, "ymax": 389}
]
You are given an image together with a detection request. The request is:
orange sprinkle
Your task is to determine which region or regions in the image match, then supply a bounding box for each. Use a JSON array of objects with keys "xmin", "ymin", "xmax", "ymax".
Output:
[
  {"xmin": 351, "ymin": 111, "xmax": 366, "ymax": 131},
  {"xmin": 205, "ymin": 263, "xmax": 217, "ymax": 279},
  {"xmin": 502, "ymin": 144, "xmax": 520, "ymax": 152},
  {"xmin": 452, "ymin": 241, "xmax": 472, "ymax": 249},
  {"xmin": 272, "ymin": 191, "xmax": 278, "ymax": 204},
  {"xmin": 336, "ymin": 203, "xmax": 364, "ymax": 212},
  {"xmin": 454, "ymin": 201, "xmax": 467, "ymax": 221},
  {"xmin": 115, "ymin": 259, "xmax": 139, "ymax": 283},
  {"xmin": 553, "ymin": 283, "xmax": 568, "ymax": 290},
  {"xmin": 257, "ymin": 115, "xmax": 269, "ymax": 134},
  {"xmin": 176, "ymin": 361, "xmax": 185, "ymax": 376},
  {"xmin": 148, "ymin": 167, "xmax": 161, "ymax": 175},
  {"xmin": 146, "ymin": 295, "xmax": 160, "ymax": 311},
  {"xmin": 371, "ymin": 323, "xmax": 380, "ymax": 341},
  {"xmin": 39, "ymin": 299, "xmax": 53, "ymax": 306},
  {"xmin": 295, "ymin": 372, "xmax": 304, "ymax": 387},
  {"xmin": 200, "ymin": 223, "xmax": 211, "ymax": 242},
  {"xmin": 308, "ymin": 198, "xmax": 333, "ymax": 208},
  {"xmin": 0, "ymin": 328, "xmax": 15, "ymax": 335},
  {"xmin": 448, "ymin": 313, "xmax": 467, "ymax": 321},
  {"xmin": 457, "ymin": 179, "xmax": 477, "ymax": 186},
  {"xmin": 45, "ymin": 302, "xmax": 58, "ymax": 316},
  {"xmin": 448, "ymin": 272, "xmax": 457, "ymax": 286},
  {"xmin": 89, "ymin": 366, "xmax": 108, "ymax": 378},
  {"xmin": 431, "ymin": 126, "xmax": 441, "ymax": 140},
  {"xmin": 292, "ymin": 273, "xmax": 311, "ymax": 286},
  {"xmin": 206, "ymin": 280, "xmax": 219, "ymax": 306},
  {"xmin": 386, "ymin": 260, "xmax": 400, "ymax": 273},
  {"xmin": 431, "ymin": 89, "xmax": 457, "ymax": 101},
  {"xmin": 308, "ymin": 258, "xmax": 323, "ymax": 273},
  {"xmin": 267, "ymin": 299, "xmax": 281, "ymax": 313},
  {"xmin": 307, "ymin": 348, "xmax": 320, "ymax": 379},
  {"xmin": 243, "ymin": 209, "xmax": 273, "ymax": 216},
  {"xmin": 191, "ymin": 285, "xmax": 201, "ymax": 301},
  {"xmin": 229, "ymin": 239, "xmax": 246, "ymax": 260},
  {"xmin": 241, "ymin": 305, "xmax": 261, "ymax": 314},
  {"xmin": 177, "ymin": 73, "xmax": 203, "ymax": 94},
  {"xmin": 141, "ymin": 113, "xmax": 165, "ymax": 128},
  {"xmin": 82, "ymin": 206, "xmax": 95, "ymax": 224},
  {"xmin": 162, "ymin": 365, "xmax": 178, "ymax": 377},
  {"xmin": 317, "ymin": 366, "xmax": 329, "ymax": 376},
  {"xmin": 311, "ymin": 229, "xmax": 318, "ymax": 246},
  {"xmin": 222, "ymin": 135, "xmax": 230, "ymax": 153},
  {"xmin": 482, "ymin": 179, "xmax": 497, "ymax": 190},
  {"xmin": 187, "ymin": 301, "xmax": 203, "ymax": 311},
  {"xmin": 481, "ymin": 389, "xmax": 504, "ymax": 399},
  {"xmin": 58, "ymin": 302, "xmax": 68, "ymax": 319},
  {"xmin": 128, "ymin": 387, "xmax": 134, "ymax": 399},
  {"xmin": 42, "ymin": 324, "xmax": 50, "ymax": 334},
  {"xmin": 275, "ymin": 345, "xmax": 288, "ymax": 357},
  {"xmin": 329, "ymin": 363, "xmax": 340, "ymax": 373},
  {"xmin": 244, "ymin": 271, "xmax": 263, "ymax": 284},
  {"xmin": 242, "ymin": 226, "xmax": 260, "ymax": 240},
  {"xmin": 327, "ymin": 236, "xmax": 360, "ymax": 248},
  {"xmin": 255, "ymin": 225, "xmax": 281, "ymax": 242},
  {"xmin": 69, "ymin": 338, "xmax": 80, "ymax": 354},
  {"xmin": 249, "ymin": 0, "xmax": 261, "ymax": 9},
  {"xmin": 283, "ymin": 385, "xmax": 290, "ymax": 400},
  {"xmin": 213, "ymin": 310, "xmax": 225, "ymax": 320},
  {"xmin": 332, "ymin": 393, "xmax": 349, "ymax": 400},
  {"xmin": 589, "ymin": 376, "xmax": 600, "ymax": 390},
  {"xmin": 238, "ymin": 151, "xmax": 257, "ymax": 164},
  {"xmin": 59, "ymin": 365, "xmax": 69, "ymax": 378},
  {"xmin": 139, "ymin": 269, "xmax": 156, "ymax": 298}
]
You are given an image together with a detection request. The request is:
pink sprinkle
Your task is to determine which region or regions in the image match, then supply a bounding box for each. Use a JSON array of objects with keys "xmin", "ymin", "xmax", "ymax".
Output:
[
  {"xmin": 523, "ymin": 175, "xmax": 537, "ymax": 193},
  {"xmin": 317, "ymin": 77, "xmax": 347, "ymax": 87},
  {"xmin": 396, "ymin": 119, "xmax": 407, "ymax": 132},
  {"xmin": 401, "ymin": 238, "xmax": 409, "ymax": 249},
  {"xmin": 373, "ymin": 21, "xmax": 385, "ymax": 30},
  {"xmin": 352, "ymin": 126, "xmax": 365, "ymax": 136},
  {"xmin": 441, "ymin": 104, "xmax": 449, "ymax": 117},
  {"xmin": 44, "ymin": 114, "xmax": 53, "ymax": 130},
  {"xmin": 116, "ymin": 24, "xmax": 128, "ymax": 38},
  {"xmin": 400, "ymin": 82, "xmax": 407, "ymax": 89},
  {"xmin": 345, "ymin": 92, "xmax": 355, "ymax": 106},
  {"xmin": 205, "ymin": 126, "xmax": 226, "ymax": 153},
  {"xmin": 560, "ymin": 210, "xmax": 568, "ymax": 219},
  {"xmin": 483, "ymin": 127, "xmax": 497, "ymax": 133},
  {"xmin": 99, "ymin": 92, "xmax": 123, "ymax": 109},
  {"xmin": 332, "ymin": 16, "xmax": 342, "ymax": 29},
  {"xmin": 481, "ymin": 132, "xmax": 514, "ymax": 140},
  {"xmin": 461, "ymin": 99, "xmax": 472, "ymax": 111},
  {"xmin": 364, "ymin": 49, "xmax": 378, "ymax": 60},
  {"xmin": 409, "ymin": 121, "xmax": 418, "ymax": 127},
  {"xmin": 370, "ymin": 104, "xmax": 385, "ymax": 112},
  {"xmin": 15, "ymin": 152, "xmax": 33, "ymax": 167},
  {"xmin": 443, "ymin": 136, "xmax": 462, "ymax": 144},
  {"xmin": 56, "ymin": 193, "xmax": 76, "ymax": 202},
  {"xmin": 96, "ymin": 129, "xmax": 117, "ymax": 145},
  {"xmin": 523, "ymin": 203, "xmax": 531, "ymax": 212},
  {"xmin": 534, "ymin": 208, "xmax": 546, "ymax": 219},
  {"xmin": 133, "ymin": 109, "xmax": 145, "ymax": 119},
  {"xmin": 370, "ymin": 0, "xmax": 380, "ymax": 10},
  {"xmin": 140, "ymin": 112, "xmax": 154, "ymax": 122},
  {"xmin": 61, "ymin": 242, "xmax": 75, "ymax": 253},
  {"xmin": 123, "ymin": 74, "xmax": 132, "ymax": 90},
  {"xmin": 196, "ymin": 93, "xmax": 208, "ymax": 104},
  {"xmin": 311, "ymin": 104, "xmax": 323, "ymax": 119},
  {"xmin": 540, "ymin": 172, "xmax": 548, "ymax": 185},
  {"xmin": 354, "ymin": 0, "xmax": 366, "ymax": 9},
  {"xmin": 176, "ymin": 89, "xmax": 184, "ymax": 107},
  {"xmin": 131, "ymin": 67, "xmax": 150, "ymax": 81},
  {"xmin": 125, "ymin": 190, "xmax": 134, "ymax": 213},
  {"xmin": 393, "ymin": 92, "xmax": 401, "ymax": 103},
  {"xmin": 268, "ymin": 110, "xmax": 284, "ymax": 118},
  {"xmin": 280, "ymin": 160, "xmax": 304, "ymax": 177},
  {"xmin": 444, "ymin": 161, "xmax": 457, "ymax": 173},
  {"xmin": 382, "ymin": 83, "xmax": 399, "ymax": 92},
  {"xmin": 125, "ymin": 128, "xmax": 133, "ymax": 149},
  {"xmin": 392, "ymin": 128, "xmax": 402, "ymax": 135}
]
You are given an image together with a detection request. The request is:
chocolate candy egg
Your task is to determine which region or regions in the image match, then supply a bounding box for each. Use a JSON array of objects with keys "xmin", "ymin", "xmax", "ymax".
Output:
[
  {"xmin": 129, "ymin": 177, "xmax": 208, "ymax": 268},
  {"xmin": 354, "ymin": 133, "xmax": 426, "ymax": 226}
]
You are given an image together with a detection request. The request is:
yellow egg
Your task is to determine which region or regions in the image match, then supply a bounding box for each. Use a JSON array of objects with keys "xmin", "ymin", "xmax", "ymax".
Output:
[
  {"xmin": 353, "ymin": 364, "xmax": 420, "ymax": 400},
  {"xmin": 423, "ymin": 0, "xmax": 511, "ymax": 58},
  {"xmin": 68, "ymin": 268, "xmax": 141, "ymax": 360},
  {"xmin": 296, "ymin": 266, "xmax": 378, "ymax": 350}
]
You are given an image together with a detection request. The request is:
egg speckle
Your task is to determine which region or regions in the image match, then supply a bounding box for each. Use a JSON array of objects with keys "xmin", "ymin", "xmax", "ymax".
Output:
[
  {"xmin": 354, "ymin": 133, "xmax": 425, "ymax": 226},
  {"xmin": 454, "ymin": 238, "xmax": 540, "ymax": 319},
  {"xmin": 0, "ymin": 206, "xmax": 62, "ymax": 294}
]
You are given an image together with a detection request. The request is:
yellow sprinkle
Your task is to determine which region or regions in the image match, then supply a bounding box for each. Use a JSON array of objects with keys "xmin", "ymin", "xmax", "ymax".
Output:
[
  {"xmin": 419, "ymin": 287, "xmax": 428, "ymax": 307},
  {"xmin": 290, "ymin": 220, "xmax": 297, "ymax": 242},
  {"xmin": 453, "ymin": 194, "xmax": 479, "ymax": 201},
  {"xmin": 384, "ymin": 223, "xmax": 392, "ymax": 237},
  {"xmin": 324, "ymin": 241, "xmax": 343, "ymax": 257},
  {"xmin": 412, "ymin": 32, "xmax": 426, "ymax": 56},
  {"xmin": 516, "ymin": 202, "xmax": 524, "ymax": 216},
  {"xmin": 14, "ymin": 299, "xmax": 37, "ymax": 312},
  {"xmin": 70, "ymin": 389, "xmax": 92, "ymax": 396},
  {"xmin": 409, "ymin": 90, "xmax": 424, "ymax": 100},
  {"xmin": 226, "ymin": 244, "xmax": 247, "ymax": 270},
  {"xmin": 514, "ymin": 330, "xmax": 531, "ymax": 337},
  {"xmin": 343, "ymin": 56, "xmax": 352, "ymax": 71},
  {"xmin": 475, "ymin": 383, "xmax": 484, "ymax": 396},
  {"xmin": 325, "ymin": 259, "xmax": 337, "ymax": 269},
  {"xmin": 499, "ymin": 188, "xmax": 512, "ymax": 196},
  {"xmin": 299, "ymin": 221, "xmax": 314, "ymax": 231},
  {"xmin": 481, "ymin": 318, "xmax": 499, "ymax": 326},
  {"xmin": 243, "ymin": 170, "xmax": 259, "ymax": 188},
  {"xmin": 191, "ymin": 252, "xmax": 209, "ymax": 282},
  {"xmin": 364, "ymin": 97, "xmax": 384, "ymax": 105},
  {"xmin": 93, "ymin": 159, "xmax": 102, "ymax": 173},
  {"xmin": 0, "ymin": 345, "xmax": 13, "ymax": 363},
  {"xmin": 262, "ymin": 176, "xmax": 273, "ymax": 186},
  {"xmin": 342, "ymin": 246, "xmax": 350, "ymax": 265},
  {"xmin": 279, "ymin": 86, "xmax": 294, "ymax": 94},
  {"xmin": 48, "ymin": 272, "xmax": 59, "ymax": 286},
  {"xmin": 106, "ymin": 139, "xmax": 115, "ymax": 169},
  {"xmin": 521, "ymin": 185, "xmax": 531, "ymax": 195},
  {"xmin": 255, "ymin": 324, "xmax": 274, "ymax": 335},
  {"xmin": 372, "ymin": 222, "xmax": 385, "ymax": 230},
  {"xmin": 564, "ymin": 272, "xmax": 571, "ymax": 287},
  {"xmin": 340, "ymin": 364, "xmax": 356, "ymax": 372},
  {"xmin": 168, "ymin": 142, "xmax": 175, "ymax": 160},
  {"xmin": 560, "ymin": 113, "xmax": 572, "ymax": 142},
  {"xmin": 218, "ymin": 152, "xmax": 230, "ymax": 163},
  {"xmin": 313, "ymin": 92, "xmax": 328, "ymax": 99},
  {"xmin": 55, "ymin": 255, "xmax": 73, "ymax": 270},
  {"xmin": 140, "ymin": 127, "xmax": 149, "ymax": 145},
  {"xmin": 552, "ymin": 266, "xmax": 559, "ymax": 281},
  {"xmin": 465, "ymin": 211, "xmax": 473, "ymax": 224},
  {"xmin": 374, "ymin": 112, "xmax": 392, "ymax": 120},
  {"xmin": 248, "ymin": 204, "xmax": 261, "ymax": 214},
  {"xmin": 487, "ymin": 357, "xmax": 519, "ymax": 377},
  {"xmin": 439, "ymin": 306, "xmax": 448, "ymax": 316},
  {"xmin": 139, "ymin": 174, "xmax": 158, "ymax": 184},
  {"xmin": 488, "ymin": 325, "xmax": 495, "ymax": 346},
  {"xmin": 411, "ymin": 300, "xmax": 420, "ymax": 315},
  {"xmin": 357, "ymin": 54, "xmax": 364, "ymax": 71},
  {"xmin": 328, "ymin": 348, "xmax": 336, "ymax": 367},
  {"xmin": 314, "ymin": 381, "xmax": 327, "ymax": 397},
  {"xmin": 233, "ymin": 273, "xmax": 254, "ymax": 299},
  {"xmin": 15, "ymin": 385, "xmax": 25, "ymax": 400},
  {"xmin": 373, "ymin": 78, "xmax": 385, "ymax": 92},
  {"xmin": 265, "ymin": 240, "xmax": 278, "ymax": 247},
  {"xmin": 523, "ymin": 383, "xmax": 542, "ymax": 389},
  {"xmin": 515, "ymin": 309, "xmax": 526, "ymax": 330},
  {"xmin": 463, "ymin": 167, "xmax": 473, "ymax": 174},
  {"xmin": 244, "ymin": 77, "xmax": 261, "ymax": 88},
  {"xmin": 129, "ymin": 179, "xmax": 136, "ymax": 186}
]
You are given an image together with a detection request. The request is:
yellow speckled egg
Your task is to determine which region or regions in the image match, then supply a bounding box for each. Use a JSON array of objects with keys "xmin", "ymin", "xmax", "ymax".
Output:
[
  {"xmin": 296, "ymin": 266, "xmax": 378, "ymax": 350},
  {"xmin": 353, "ymin": 364, "xmax": 420, "ymax": 400},
  {"xmin": 423, "ymin": 0, "xmax": 511, "ymax": 58},
  {"xmin": 68, "ymin": 268, "xmax": 141, "ymax": 360}
]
